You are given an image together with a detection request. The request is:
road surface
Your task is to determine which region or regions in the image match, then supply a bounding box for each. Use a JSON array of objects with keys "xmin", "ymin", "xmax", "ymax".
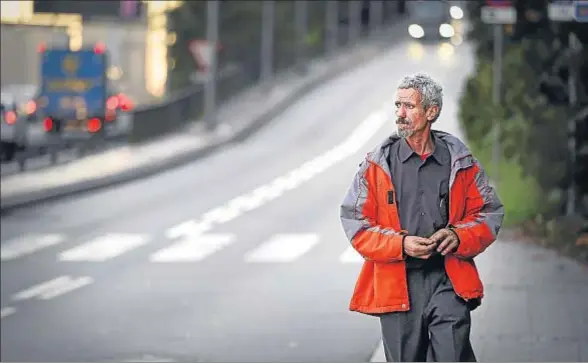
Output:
[{"xmin": 2, "ymin": 39, "xmax": 587, "ymax": 362}]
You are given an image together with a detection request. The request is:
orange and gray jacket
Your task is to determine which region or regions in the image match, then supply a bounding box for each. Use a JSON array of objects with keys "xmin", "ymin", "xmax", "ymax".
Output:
[{"xmin": 340, "ymin": 130, "xmax": 504, "ymax": 315}]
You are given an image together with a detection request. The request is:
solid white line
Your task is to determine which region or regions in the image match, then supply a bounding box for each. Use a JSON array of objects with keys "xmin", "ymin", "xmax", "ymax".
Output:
[
  {"xmin": 244, "ymin": 234, "xmax": 320, "ymax": 263},
  {"xmin": 150, "ymin": 233, "xmax": 235, "ymax": 262},
  {"xmin": 164, "ymin": 108, "xmax": 389, "ymax": 239},
  {"xmin": 58, "ymin": 234, "xmax": 149, "ymax": 262},
  {"xmin": 0, "ymin": 306, "xmax": 16, "ymax": 319},
  {"xmin": 1, "ymin": 234, "xmax": 66, "ymax": 261},
  {"xmin": 370, "ymin": 340, "xmax": 386, "ymax": 362},
  {"xmin": 339, "ymin": 245, "xmax": 365, "ymax": 263}
]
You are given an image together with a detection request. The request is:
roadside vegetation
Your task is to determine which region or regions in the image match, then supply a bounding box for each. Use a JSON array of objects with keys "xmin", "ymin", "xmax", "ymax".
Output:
[{"xmin": 459, "ymin": 1, "xmax": 588, "ymax": 263}]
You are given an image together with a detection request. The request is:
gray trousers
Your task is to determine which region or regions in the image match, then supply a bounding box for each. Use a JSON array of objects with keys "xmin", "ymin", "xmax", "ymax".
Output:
[{"xmin": 379, "ymin": 263, "xmax": 477, "ymax": 362}]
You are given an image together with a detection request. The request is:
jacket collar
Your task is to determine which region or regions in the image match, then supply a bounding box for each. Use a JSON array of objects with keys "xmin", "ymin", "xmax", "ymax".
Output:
[{"xmin": 365, "ymin": 129, "xmax": 475, "ymax": 185}]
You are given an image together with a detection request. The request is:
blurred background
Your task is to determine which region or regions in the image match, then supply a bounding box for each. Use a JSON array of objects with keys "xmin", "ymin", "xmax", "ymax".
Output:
[{"xmin": 1, "ymin": 0, "xmax": 587, "ymax": 362}]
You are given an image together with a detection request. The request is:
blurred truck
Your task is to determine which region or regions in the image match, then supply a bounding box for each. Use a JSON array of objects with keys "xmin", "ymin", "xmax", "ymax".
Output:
[{"xmin": 36, "ymin": 42, "xmax": 132, "ymax": 143}]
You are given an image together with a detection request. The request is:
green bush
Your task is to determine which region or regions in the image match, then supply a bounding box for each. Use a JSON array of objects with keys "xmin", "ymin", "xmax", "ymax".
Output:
[{"xmin": 458, "ymin": 42, "xmax": 570, "ymax": 226}]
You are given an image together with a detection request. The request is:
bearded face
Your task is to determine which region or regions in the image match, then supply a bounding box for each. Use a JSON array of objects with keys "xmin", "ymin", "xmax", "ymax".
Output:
[{"xmin": 394, "ymin": 88, "xmax": 438, "ymax": 138}]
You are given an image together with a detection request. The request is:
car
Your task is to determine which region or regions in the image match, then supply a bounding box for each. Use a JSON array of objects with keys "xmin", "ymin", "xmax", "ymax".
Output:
[
  {"xmin": 408, "ymin": 0, "xmax": 455, "ymax": 41},
  {"xmin": 1, "ymin": 84, "xmax": 39, "ymax": 162}
]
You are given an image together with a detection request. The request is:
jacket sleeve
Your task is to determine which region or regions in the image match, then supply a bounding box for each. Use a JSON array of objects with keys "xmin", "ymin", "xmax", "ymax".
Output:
[
  {"xmin": 450, "ymin": 159, "xmax": 504, "ymax": 259},
  {"xmin": 340, "ymin": 160, "xmax": 406, "ymax": 263}
]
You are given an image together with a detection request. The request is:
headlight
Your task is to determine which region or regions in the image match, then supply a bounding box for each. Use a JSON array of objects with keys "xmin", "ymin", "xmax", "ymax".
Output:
[
  {"xmin": 408, "ymin": 24, "xmax": 424, "ymax": 39},
  {"xmin": 439, "ymin": 23, "xmax": 455, "ymax": 38},
  {"xmin": 450, "ymin": 6, "xmax": 464, "ymax": 20}
]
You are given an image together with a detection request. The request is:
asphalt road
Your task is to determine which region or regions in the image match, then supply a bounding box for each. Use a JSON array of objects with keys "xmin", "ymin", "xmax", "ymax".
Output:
[{"xmin": 1, "ymin": 39, "xmax": 475, "ymax": 362}]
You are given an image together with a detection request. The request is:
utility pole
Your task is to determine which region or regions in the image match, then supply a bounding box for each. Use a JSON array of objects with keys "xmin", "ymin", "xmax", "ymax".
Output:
[
  {"xmin": 492, "ymin": 23, "xmax": 503, "ymax": 187},
  {"xmin": 348, "ymin": 0, "xmax": 361, "ymax": 45},
  {"xmin": 294, "ymin": 0, "xmax": 308, "ymax": 73},
  {"xmin": 481, "ymin": 1, "xmax": 516, "ymax": 188},
  {"xmin": 369, "ymin": 0, "xmax": 384, "ymax": 37},
  {"xmin": 325, "ymin": 0, "xmax": 338, "ymax": 55},
  {"xmin": 566, "ymin": 32, "xmax": 581, "ymax": 215},
  {"xmin": 261, "ymin": 0, "xmax": 275, "ymax": 91},
  {"xmin": 204, "ymin": 0, "xmax": 219, "ymax": 131},
  {"xmin": 547, "ymin": 1, "xmax": 586, "ymax": 215}
]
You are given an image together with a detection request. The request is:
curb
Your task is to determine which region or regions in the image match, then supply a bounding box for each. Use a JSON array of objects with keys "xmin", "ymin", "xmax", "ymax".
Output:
[{"xmin": 0, "ymin": 23, "xmax": 408, "ymax": 212}]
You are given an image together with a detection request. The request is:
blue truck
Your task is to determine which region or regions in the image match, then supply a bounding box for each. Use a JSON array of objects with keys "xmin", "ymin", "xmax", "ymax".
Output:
[{"xmin": 37, "ymin": 44, "xmax": 110, "ymax": 137}]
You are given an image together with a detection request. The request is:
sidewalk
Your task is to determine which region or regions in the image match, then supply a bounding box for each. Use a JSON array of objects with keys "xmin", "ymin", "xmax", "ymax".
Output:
[
  {"xmin": 0, "ymin": 23, "xmax": 407, "ymax": 211},
  {"xmin": 370, "ymin": 230, "xmax": 588, "ymax": 362}
]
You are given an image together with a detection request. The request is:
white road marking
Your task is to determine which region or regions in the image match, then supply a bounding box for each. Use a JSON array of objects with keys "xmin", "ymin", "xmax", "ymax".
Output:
[
  {"xmin": 339, "ymin": 245, "xmax": 365, "ymax": 263},
  {"xmin": 165, "ymin": 108, "xmax": 389, "ymax": 239},
  {"xmin": 12, "ymin": 275, "xmax": 93, "ymax": 301},
  {"xmin": 1, "ymin": 306, "xmax": 16, "ymax": 319},
  {"xmin": 150, "ymin": 232, "xmax": 235, "ymax": 262},
  {"xmin": 1, "ymin": 234, "xmax": 66, "ymax": 261},
  {"xmin": 121, "ymin": 356, "xmax": 175, "ymax": 362},
  {"xmin": 12, "ymin": 276, "xmax": 71, "ymax": 301},
  {"xmin": 370, "ymin": 340, "xmax": 385, "ymax": 362},
  {"xmin": 244, "ymin": 234, "xmax": 320, "ymax": 263},
  {"xmin": 38, "ymin": 276, "xmax": 93, "ymax": 300},
  {"xmin": 58, "ymin": 234, "xmax": 149, "ymax": 262}
]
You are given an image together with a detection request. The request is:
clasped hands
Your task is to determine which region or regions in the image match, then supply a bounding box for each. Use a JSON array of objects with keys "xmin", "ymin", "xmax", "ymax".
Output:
[{"xmin": 403, "ymin": 229, "xmax": 459, "ymax": 259}]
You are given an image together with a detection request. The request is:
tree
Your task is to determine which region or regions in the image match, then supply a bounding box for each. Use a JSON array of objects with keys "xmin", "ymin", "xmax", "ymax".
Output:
[{"xmin": 167, "ymin": 1, "xmax": 316, "ymax": 92}]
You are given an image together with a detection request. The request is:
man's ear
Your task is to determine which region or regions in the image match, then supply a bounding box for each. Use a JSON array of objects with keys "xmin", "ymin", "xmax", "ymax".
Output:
[{"xmin": 426, "ymin": 105, "xmax": 439, "ymax": 121}]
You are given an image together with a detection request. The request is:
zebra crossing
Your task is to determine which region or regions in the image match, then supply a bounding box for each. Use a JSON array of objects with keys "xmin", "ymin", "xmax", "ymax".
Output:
[{"xmin": 1, "ymin": 231, "xmax": 366, "ymax": 265}]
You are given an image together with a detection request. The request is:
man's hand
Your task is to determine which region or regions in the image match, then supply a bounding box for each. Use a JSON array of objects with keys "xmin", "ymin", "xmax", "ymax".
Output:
[
  {"xmin": 429, "ymin": 228, "xmax": 460, "ymax": 256},
  {"xmin": 403, "ymin": 236, "xmax": 437, "ymax": 259}
]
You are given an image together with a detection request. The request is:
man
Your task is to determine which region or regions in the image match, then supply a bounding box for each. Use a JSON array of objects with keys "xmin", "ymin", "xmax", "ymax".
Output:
[{"xmin": 340, "ymin": 73, "xmax": 504, "ymax": 362}]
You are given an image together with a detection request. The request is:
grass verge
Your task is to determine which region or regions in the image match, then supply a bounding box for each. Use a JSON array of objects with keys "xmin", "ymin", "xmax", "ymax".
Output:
[{"xmin": 468, "ymin": 135, "xmax": 541, "ymax": 227}]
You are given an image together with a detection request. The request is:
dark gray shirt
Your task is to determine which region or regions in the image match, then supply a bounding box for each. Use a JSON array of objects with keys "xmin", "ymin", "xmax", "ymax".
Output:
[{"xmin": 388, "ymin": 133, "xmax": 451, "ymax": 268}]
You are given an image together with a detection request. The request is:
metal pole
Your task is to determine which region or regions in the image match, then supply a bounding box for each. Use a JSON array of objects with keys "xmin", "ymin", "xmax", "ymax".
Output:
[
  {"xmin": 204, "ymin": 0, "xmax": 219, "ymax": 131},
  {"xmin": 348, "ymin": 0, "xmax": 360, "ymax": 44},
  {"xmin": 326, "ymin": 0, "xmax": 338, "ymax": 55},
  {"xmin": 295, "ymin": 0, "xmax": 308, "ymax": 72},
  {"xmin": 492, "ymin": 24, "xmax": 503, "ymax": 188},
  {"xmin": 261, "ymin": 0, "xmax": 275, "ymax": 91},
  {"xmin": 370, "ymin": 0, "xmax": 384, "ymax": 37},
  {"xmin": 566, "ymin": 32, "xmax": 579, "ymax": 216}
]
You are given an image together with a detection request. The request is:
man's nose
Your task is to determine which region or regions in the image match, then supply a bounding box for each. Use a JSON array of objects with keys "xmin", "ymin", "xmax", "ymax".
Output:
[{"xmin": 396, "ymin": 106, "xmax": 406, "ymax": 117}]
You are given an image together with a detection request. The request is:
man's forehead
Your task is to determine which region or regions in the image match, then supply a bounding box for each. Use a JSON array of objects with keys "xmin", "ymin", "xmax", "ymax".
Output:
[{"xmin": 395, "ymin": 88, "xmax": 421, "ymax": 102}]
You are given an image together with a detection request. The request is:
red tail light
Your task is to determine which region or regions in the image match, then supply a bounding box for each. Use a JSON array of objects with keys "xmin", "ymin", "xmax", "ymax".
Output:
[
  {"xmin": 43, "ymin": 117, "xmax": 53, "ymax": 132},
  {"xmin": 87, "ymin": 118, "xmax": 102, "ymax": 133},
  {"xmin": 118, "ymin": 94, "xmax": 134, "ymax": 111},
  {"xmin": 5, "ymin": 111, "xmax": 17, "ymax": 125},
  {"xmin": 37, "ymin": 42, "xmax": 46, "ymax": 53},
  {"xmin": 94, "ymin": 42, "xmax": 106, "ymax": 55}
]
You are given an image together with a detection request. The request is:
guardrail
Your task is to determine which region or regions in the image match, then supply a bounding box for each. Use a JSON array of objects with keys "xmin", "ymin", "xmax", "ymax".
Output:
[
  {"xmin": 129, "ymin": 66, "xmax": 253, "ymax": 144},
  {"xmin": 0, "ymin": 66, "xmax": 255, "ymax": 174}
]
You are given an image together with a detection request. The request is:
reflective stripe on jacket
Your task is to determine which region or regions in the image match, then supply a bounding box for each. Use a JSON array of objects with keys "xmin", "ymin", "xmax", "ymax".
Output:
[{"xmin": 340, "ymin": 130, "xmax": 504, "ymax": 315}]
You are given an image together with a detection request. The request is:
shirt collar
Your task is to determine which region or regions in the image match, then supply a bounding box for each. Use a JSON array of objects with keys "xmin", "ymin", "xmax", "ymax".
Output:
[{"xmin": 398, "ymin": 132, "xmax": 450, "ymax": 165}]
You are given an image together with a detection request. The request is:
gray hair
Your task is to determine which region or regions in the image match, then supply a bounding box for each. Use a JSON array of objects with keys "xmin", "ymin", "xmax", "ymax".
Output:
[{"xmin": 397, "ymin": 73, "xmax": 443, "ymax": 122}]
